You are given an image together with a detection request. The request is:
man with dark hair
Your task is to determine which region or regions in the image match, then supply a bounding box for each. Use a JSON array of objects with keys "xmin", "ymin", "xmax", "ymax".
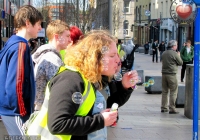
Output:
[
  {"xmin": 0, "ymin": 5, "xmax": 43, "ymax": 135},
  {"xmin": 180, "ymin": 40, "xmax": 194, "ymax": 82},
  {"xmin": 152, "ymin": 39, "xmax": 158, "ymax": 63},
  {"xmin": 161, "ymin": 40, "xmax": 183, "ymax": 114}
]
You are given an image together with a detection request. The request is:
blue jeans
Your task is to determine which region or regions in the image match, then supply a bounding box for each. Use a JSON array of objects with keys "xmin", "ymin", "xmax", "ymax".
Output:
[
  {"xmin": 160, "ymin": 51, "xmax": 164, "ymax": 61},
  {"xmin": 152, "ymin": 50, "xmax": 158, "ymax": 62}
]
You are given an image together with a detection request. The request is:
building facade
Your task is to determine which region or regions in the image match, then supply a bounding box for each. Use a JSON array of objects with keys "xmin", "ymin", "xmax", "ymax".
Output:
[
  {"xmin": 112, "ymin": 0, "xmax": 134, "ymax": 42},
  {"xmin": 151, "ymin": 0, "xmax": 177, "ymax": 45},
  {"xmin": 91, "ymin": 0, "xmax": 134, "ymax": 43},
  {"xmin": 150, "ymin": 0, "xmax": 194, "ymax": 50},
  {"xmin": 134, "ymin": 0, "xmax": 151, "ymax": 46},
  {"xmin": 131, "ymin": 0, "xmax": 194, "ymax": 50}
]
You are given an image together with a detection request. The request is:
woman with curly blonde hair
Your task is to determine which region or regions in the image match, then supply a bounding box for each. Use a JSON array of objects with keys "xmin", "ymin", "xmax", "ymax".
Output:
[
  {"xmin": 64, "ymin": 30, "xmax": 118, "ymax": 88},
  {"xmin": 30, "ymin": 30, "xmax": 138, "ymax": 140}
]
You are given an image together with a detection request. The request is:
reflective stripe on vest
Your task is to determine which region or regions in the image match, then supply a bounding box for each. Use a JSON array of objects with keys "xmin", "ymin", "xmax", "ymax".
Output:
[{"xmin": 27, "ymin": 66, "xmax": 95, "ymax": 140}]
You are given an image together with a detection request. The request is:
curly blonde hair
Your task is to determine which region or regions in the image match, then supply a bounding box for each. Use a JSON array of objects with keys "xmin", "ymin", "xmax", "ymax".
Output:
[{"xmin": 64, "ymin": 30, "xmax": 115, "ymax": 88}]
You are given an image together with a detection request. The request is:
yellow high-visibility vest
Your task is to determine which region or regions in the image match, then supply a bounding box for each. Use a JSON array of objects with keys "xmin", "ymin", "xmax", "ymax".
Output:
[
  {"xmin": 117, "ymin": 44, "xmax": 121, "ymax": 54},
  {"xmin": 26, "ymin": 66, "xmax": 96, "ymax": 140},
  {"xmin": 60, "ymin": 50, "xmax": 66, "ymax": 61}
]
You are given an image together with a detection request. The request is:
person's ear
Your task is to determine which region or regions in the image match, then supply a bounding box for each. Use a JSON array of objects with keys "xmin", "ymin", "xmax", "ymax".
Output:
[
  {"xmin": 54, "ymin": 34, "xmax": 59, "ymax": 41},
  {"xmin": 25, "ymin": 20, "xmax": 31, "ymax": 27}
]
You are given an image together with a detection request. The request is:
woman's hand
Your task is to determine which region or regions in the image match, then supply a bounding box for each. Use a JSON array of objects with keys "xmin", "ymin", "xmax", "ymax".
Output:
[
  {"xmin": 121, "ymin": 70, "xmax": 139, "ymax": 89},
  {"xmin": 101, "ymin": 109, "xmax": 118, "ymax": 126}
]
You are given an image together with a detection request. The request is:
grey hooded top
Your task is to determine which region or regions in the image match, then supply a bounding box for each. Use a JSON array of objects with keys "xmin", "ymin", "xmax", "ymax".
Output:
[{"xmin": 32, "ymin": 44, "xmax": 64, "ymax": 110}]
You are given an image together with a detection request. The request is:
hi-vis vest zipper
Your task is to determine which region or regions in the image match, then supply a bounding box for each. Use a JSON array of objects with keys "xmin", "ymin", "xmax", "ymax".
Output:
[{"xmin": 26, "ymin": 66, "xmax": 96, "ymax": 140}]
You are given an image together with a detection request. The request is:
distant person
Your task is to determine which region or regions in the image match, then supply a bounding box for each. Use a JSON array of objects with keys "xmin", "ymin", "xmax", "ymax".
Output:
[
  {"xmin": 183, "ymin": 42, "xmax": 186, "ymax": 47},
  {"xmin": 117, "ymin": 39, "xmax": 122, "ymax": 54},
  {"xmin": 28, "ymin": 39, "xmax": 34, "ymax": 51},
  {"xmin": 130, "ymin": 44, "xmax": 139, "ymax": 70},
  {"xmin": 29, "ymin": 39, "xmax": 39, "ymax": 55},
  {"xmin": 0, "ymin": 5, "xmax": 43, "ymax": 135},
  {"xmin": 144, "ymin": 41, "xmax": 149, "ymax": 54},
  {"xmin": 117, "ymin": 39, "xmax": 126, "ymax": 62},
  {"xmin": 152, "ymin": 39, "xmax": 158, "ymax": 63},
  {"xmin": 122, "ymin": 44, "xmax": 139, "ymax": 70},
  {"xmin": 124, "ymin": 40, "xmax": 134, "ymax": 55},
  {"xmin": 161, "ymin": 40, "xmax": 183, "ymax": 114},
  {"xmin": 32, "ymin": 20, "xmax": 71, "ymax": 111},
  {"xmin": 180, "ymin": 40, "xmax": 194, "ymax": 82},
  {"xmin": 159, "ymin": 41, "xmax": 166, "ymax": 62},
  {"xmin": 69, "ymin": 26, "xmax": 84, "ymax": 46}
]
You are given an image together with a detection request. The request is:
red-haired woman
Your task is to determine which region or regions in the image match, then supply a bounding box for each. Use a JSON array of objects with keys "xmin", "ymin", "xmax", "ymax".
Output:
[{"xmin": 60, "ymin": 26, "xmax": 83, "ymax": 60}]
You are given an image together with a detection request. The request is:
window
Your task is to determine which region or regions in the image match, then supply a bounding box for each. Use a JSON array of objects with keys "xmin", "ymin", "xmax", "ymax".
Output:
[
  {"xmin": 52, "ymin": 8, "xmax": 59, "ymax": 12},
  {"xmin": 51, "ymin": 13, "xmax": 57, "ymax": 16},
  {"xmin": 124, "ymin": 20, "xmax": 129, "ymax": 29},
  {"xmin": 124, "ymin": 1, "xmax": 130, "ymax": 13},
  {"xmin": 51, "ymin": 16, "xmax": 57, "ymax": 20},
  {"xmin": 0, "ymin": 0, "xmax": 3, "ymax": 9}
]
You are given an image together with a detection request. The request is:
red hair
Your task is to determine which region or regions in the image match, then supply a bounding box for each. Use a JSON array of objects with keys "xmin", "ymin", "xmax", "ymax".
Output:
[{"xmin": 70, "ymin": 26, "xmax": 83, "ymax": 45}]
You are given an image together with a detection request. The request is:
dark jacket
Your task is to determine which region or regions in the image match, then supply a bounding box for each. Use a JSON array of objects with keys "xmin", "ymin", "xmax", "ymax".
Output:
[
  {"xmin": 152, "ymin": 42, "xmax": 158, "ymax": 51},
  {"xmin": 159, "ymin": 43, "xmax": 165, "ymax": 52},
  {"xmin": 0, "ymin": 35, "xmax": 36, "ymax": 117},
  {"xmin": 180, "ymin": 46, "xmax": 194, "ymax": 62},
  {"xmin": 162, "ymin": 49, "xmax": 183, "ymax": 74},
  {"xmin": 47, "ymin": 70, "xmax": 133, "ymax": 140},
  {"xmin": 144, "ymin": 43, "xmax": 149, "ymax": 50}
]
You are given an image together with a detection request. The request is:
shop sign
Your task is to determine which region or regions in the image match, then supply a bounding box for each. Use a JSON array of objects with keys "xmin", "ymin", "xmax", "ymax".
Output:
[{"xmin": 170, "ymin": 0, "xmax": 197, "ymax": 24}]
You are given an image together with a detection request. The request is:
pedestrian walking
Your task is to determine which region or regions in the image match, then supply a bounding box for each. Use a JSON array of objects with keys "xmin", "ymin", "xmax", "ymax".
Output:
[
  {"xmin": 152, "ymin": 39, "xmax": 158, "ymax": 63},
  {"xmin": 0, "ymin": 5, "xmax": 43, "ymax": 136},
  {"xmin": 26, "ymin": 30, "xmax": 138, "ymax": 140},
  {"xmin": 33, "ymin": 20, "xmax": 71, "ymax": 111},
  {"xmin": 144, "ymin": 42, "xmax": 149, "ymax": 54},
  {"xmin": 117, "ymin": 39, "xmax": 123, "ymax": 54},
  {"xmin": 161, "ymin": 40, "xmax": 183, "ymax": 114},
  {"xmin": 180, "ymin": 40, "xmax": 194, "ymax": 82},
  {"xmin": 159, "ymin": 41, "xmax": 166, "ymax": 62}
]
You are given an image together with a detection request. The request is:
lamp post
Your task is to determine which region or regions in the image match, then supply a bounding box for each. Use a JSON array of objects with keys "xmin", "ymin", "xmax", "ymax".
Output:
[
  {"xmin": 123, "ymin": 7, "xmax": 126, "ymax": 44},
  {"xmin": 192, "ymin": 0, "xmax": 200, "ymax": 140},
  {"xmin": 109, "ymin": 0, "xmax": 113, "ymax": 34},
  {"xmin": 159, "ymin": 12, "xmax": 162, "ymax": 43}
]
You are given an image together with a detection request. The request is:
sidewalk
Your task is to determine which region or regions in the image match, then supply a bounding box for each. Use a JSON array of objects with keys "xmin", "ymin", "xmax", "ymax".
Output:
[
  {"xmin": 0, "ymin": 52, "xmax": 197, "ymax": 140},
  {"xmin": 108, "ymin": 52, "xmax": 197, "ymax": 140}
]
